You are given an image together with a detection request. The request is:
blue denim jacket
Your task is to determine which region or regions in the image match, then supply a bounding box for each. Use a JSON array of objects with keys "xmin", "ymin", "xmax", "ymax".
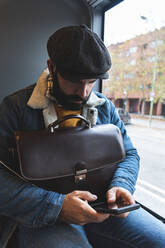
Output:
[{"xmin": 0, "ymin": 84, "xmax": 139, "ymax": 247}]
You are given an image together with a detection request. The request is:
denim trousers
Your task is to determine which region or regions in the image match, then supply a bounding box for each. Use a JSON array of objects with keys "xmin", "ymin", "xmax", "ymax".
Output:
[{"xmin": 14, "ymin": 207, "xmax": 165, "ymax": 248}]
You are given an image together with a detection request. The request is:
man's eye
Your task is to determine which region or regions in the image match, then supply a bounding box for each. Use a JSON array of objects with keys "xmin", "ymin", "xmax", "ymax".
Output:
[{"xmin": 70, "ymin": 80, "xmax": 95, "ymax": 84}]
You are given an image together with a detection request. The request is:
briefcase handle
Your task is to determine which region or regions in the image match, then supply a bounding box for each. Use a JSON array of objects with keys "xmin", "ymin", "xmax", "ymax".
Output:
[{"xmin": 48, "ymin": 114, "xmax": 91, "ymax": 132}]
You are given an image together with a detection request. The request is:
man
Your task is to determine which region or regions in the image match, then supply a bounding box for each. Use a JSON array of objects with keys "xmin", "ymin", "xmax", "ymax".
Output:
[{"xmin": 0, "ymin": 24, "xmax": 164, "ymax": 248}]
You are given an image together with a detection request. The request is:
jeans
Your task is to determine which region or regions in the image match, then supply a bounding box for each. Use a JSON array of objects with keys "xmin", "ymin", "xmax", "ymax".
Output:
[
  {"xmin": 11, "ymin": 207, "xmax": 165, "ymax": 248},
  {"xmin": 13, "ymin": 223, "xmax": 91, "ymax": 248},
  {"xmin": 85, "ymin": 207, "xmax": 165, "ymax": 248}
]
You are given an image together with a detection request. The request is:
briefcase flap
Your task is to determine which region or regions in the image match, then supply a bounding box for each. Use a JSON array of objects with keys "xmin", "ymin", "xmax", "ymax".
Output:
[{"xmin": 15, "ymin": 123, "xmax": 125, "ymax": 181}]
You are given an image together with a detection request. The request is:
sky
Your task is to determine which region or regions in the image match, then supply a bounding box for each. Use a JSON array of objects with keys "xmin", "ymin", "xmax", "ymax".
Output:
[{"xmin": 104, "ymin": 0, "xmax": 165, "ymax": 46}]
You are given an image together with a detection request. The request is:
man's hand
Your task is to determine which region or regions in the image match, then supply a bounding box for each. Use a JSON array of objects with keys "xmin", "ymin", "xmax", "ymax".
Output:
[
  {"xmin": 106, "ymin": 187, "xmax": 135, "ymax": 218},
  {"xmin": 59, "ymin": 190, "xmax": 110, "ymax": 225}
]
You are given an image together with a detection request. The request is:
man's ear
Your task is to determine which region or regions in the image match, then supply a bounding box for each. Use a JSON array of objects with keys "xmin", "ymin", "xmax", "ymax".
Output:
[{"xmin": 47, "ymin": 59, "xmax": 56, "ymax": 73}]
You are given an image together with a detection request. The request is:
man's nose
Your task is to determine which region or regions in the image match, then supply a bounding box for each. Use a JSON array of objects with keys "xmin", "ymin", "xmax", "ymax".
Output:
[{"xmin": 76, "ymin": 84, "xmax": 89, "ymax": 99}]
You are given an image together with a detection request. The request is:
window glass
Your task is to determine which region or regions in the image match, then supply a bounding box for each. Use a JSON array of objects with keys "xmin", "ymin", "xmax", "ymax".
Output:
[{"xmin": 103, "ymin": 0, "xmax": 165, "ymax": 218}]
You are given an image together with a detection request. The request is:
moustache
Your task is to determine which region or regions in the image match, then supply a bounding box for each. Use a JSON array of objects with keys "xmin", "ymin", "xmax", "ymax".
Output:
[{"xmin": 65, "ymin": 95, "xmax": 88, "ymax": 103}]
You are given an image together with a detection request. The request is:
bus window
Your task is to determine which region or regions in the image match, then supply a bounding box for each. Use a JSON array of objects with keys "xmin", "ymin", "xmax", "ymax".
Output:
[{"xmin": 103, "ymin": 0, "xmax": 165, "ymax": 218}]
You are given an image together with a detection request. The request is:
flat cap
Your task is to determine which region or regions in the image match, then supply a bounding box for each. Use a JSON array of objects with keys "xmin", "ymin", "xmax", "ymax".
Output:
[{"xmin": 47, "ymin": 24, "xmax": 111, "ymax": 80}]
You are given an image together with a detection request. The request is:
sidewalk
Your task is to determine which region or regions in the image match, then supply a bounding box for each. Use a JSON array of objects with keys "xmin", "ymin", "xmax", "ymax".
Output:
[{"xmin": 130, "ymin": 114, "xmax": 165, "ymax": 130}]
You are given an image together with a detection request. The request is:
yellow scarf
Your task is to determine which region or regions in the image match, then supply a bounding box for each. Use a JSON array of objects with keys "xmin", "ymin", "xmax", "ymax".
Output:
[{"xmin": 55, "ymin": 104, "xmax": 81, "ymax": 127}]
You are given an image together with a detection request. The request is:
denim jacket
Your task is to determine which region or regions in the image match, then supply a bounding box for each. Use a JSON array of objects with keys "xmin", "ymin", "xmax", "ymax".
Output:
[{"xmin": 0, "ymin": 70, "xmax": 139, "ymax": 247}]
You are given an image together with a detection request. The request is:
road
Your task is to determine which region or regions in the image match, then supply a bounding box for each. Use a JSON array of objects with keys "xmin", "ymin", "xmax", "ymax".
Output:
[{"xmin": 126, "ymin": 123, "xmax": 165, "ymax": 218}]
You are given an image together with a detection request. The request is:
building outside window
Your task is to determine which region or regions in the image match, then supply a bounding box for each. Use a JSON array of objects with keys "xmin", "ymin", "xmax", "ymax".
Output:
[{"xmin": 103, "ymin": 0, "xmax": 165, "ymax": 219}]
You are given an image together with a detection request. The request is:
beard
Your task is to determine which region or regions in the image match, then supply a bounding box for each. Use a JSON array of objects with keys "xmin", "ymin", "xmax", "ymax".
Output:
[{"xmin": 52, "ymin": 72, "xmax": 90, "ymax": 110}]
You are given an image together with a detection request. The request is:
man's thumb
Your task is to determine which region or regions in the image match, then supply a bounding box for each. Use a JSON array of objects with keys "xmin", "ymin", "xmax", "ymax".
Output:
[
  {"xmin": 78, "ymin": 191, "xmax": 98, "ymax": 202},
  {"xmin": 107, "ymin": 189, "xmax": 116, "ymax": 203}
]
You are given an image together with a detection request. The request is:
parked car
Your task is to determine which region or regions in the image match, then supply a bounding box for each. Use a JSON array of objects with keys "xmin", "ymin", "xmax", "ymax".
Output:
[{"xmin": 116, "ymin": 108, "xmax": 131, "ymax": 125}]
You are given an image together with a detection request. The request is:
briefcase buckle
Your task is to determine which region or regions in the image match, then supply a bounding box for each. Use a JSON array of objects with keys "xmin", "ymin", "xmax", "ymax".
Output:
[{"xmin": 75, "ymin": 163, "xmax": 87, "ymax": 183}]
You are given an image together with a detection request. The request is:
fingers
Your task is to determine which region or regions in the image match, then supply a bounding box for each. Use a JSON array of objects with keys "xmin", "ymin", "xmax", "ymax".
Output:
[
  {"xmin": 106, "ymin": 188, "xmax": 117, "ymax": 203},
  {"xmin": 83, "ymin": 201, "xmax": 110, "ymax": 223},
  {"xmin": 106, "ymin": 187, "xmax": 135, "ymax": 218},
  {"xmin": 74, "ymin": 192, "xmax": 110, "ymax": 223},
  {"xmin": 59, "ymin": 190, "xmax": 110, "ymax": 225},
  {"xmin": 107, "ymin": 187, "xmax": 135, "ymax": 205},
  {"xmin": 77, "ymin": 191, "xmax": 111, "ymax": 222},
  {"xmin": 92, "ymin": 213, "xmax": 110, "ymax": 224},
  {"xmin": 117, "ymin": 212, "xmax": 130, "ymax": 218},
  {"xmin": 73, "ymin": 190, "xmax": 98, "ymax": 202},
  {"xmin": 117, "ymin": 189, "xmax": 135, "ymax": 205}
]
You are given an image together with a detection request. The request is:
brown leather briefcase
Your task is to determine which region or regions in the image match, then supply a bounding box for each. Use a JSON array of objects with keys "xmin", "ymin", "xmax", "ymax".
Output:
[{"xmin": 15, "ymin": 115, "xmax": 125, "ymax": 201}]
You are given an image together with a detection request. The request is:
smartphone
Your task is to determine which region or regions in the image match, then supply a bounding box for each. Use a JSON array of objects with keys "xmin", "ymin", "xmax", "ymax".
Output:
[{"xmin": 91, "ymin": 201, "xmax": 140, "ymax": 215}]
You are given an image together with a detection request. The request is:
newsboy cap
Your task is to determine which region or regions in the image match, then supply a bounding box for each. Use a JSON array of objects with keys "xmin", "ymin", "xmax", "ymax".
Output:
[{"xmin": 47, "ymin": 24, "xmax": 111, "ymax": 80}]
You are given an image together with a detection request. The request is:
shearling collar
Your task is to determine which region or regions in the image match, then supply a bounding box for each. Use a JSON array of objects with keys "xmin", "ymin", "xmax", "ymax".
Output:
[{"xmin": 27, "ymin": 69, "xmax": 105, "ymax": 109}]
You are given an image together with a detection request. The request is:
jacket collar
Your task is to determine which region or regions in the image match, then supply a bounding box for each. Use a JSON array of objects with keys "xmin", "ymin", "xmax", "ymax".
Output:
[{"xmin": 27, "ymin": 69, "xmax": 105, "ymax": 109}]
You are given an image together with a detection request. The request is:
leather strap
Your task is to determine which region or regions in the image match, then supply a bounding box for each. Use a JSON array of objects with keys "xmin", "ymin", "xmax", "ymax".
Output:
[{"xmin": 48, "ymin": 114, "xmax": 91, "ymax": 132}]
